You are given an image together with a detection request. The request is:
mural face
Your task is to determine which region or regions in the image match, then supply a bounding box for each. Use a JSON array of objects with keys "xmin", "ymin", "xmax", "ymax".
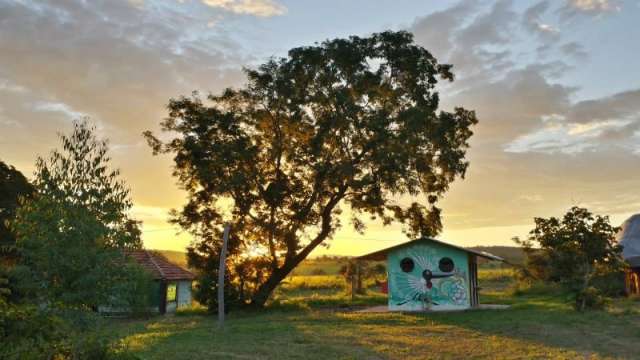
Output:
[{"xmin": 388, "ymin": 243, "xmax": 470, "ymax": 311}]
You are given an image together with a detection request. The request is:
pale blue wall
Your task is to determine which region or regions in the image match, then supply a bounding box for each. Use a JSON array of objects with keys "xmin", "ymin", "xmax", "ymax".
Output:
[{"xmin": 387, "ymin": 241, "xmax": 470, "ymax": 311}]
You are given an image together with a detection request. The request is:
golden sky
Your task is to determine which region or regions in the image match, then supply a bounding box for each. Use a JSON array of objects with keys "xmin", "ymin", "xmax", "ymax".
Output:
[{"xmin": 1, "ymin": 0, "xmax": 639, "ymax": 256}]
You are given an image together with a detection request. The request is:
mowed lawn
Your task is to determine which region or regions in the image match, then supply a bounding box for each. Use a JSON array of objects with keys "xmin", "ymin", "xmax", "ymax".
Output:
[{"xmin": 109, "ymin": 269, "xmax": 640, "ymax": 359}]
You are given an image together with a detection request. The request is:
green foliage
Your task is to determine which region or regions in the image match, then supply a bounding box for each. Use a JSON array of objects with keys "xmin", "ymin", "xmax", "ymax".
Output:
[
  {"xmin": 574, "ymin": 286, "xmax": 607, "ymax": 311},
  {"xmin": 0, "ymin": 301, "xmax": 137, "ymax": 360},
  {"xmin": 35, "ymin": 121, "xmax": 141, "ymax": 249},
  {"xmin": 187, "ymin": 246, "xmax": 242, "ymax": 312},
  {"xmin": 0, "ymin": 160, "xmax": 34, "ymax": 266},
  {"xmin": 107, "ymin": 260, "xmax": 155, "ymax": 316},
  {"xmin": 145, "ymin": 31, "xmax": 477, "ymax": 306},
  {"xmin": 11, "ymin": 194, "xmax": 147, "ymax": 309},
  {"xmin": 516, "ymin": 206, "xmax": 623, "ymax": 310}
]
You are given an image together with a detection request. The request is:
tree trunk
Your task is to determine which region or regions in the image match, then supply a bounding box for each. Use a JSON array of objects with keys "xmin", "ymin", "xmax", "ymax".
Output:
[
  {"xmin": 249, "ymin": 186, "xmax": 347, "ymax": 307},
  {"xmin": 249, "ymin": 257, "xmax": 301, "ymax": 307},
  {"xmin": 579, "ymin": 263, "xmax": 592, "ymax": 312}
]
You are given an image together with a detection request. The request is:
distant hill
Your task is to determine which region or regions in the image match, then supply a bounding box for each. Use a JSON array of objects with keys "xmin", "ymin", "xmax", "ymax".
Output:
[
  {"xmin": 467, "ymin": 246, "xmax": 525, "ymax": 265},
  {"xmin": 151, "ymin": 245, "xmax": 526, "ymax": 275}
]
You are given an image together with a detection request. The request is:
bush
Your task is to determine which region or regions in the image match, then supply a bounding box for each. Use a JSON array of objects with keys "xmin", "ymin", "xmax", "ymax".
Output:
[
  {"xmin": 590, "ymin": 268, "xmax": 626, "ymax": 297},
  {"xmin": 106, "ymin": 260, "xmax": 155, "ymax": 316},
  {"xmin": 575, "ymin": 286, "xmax": 608, "ymax": 311},
  {"xmin": 0, "ymin": 301, "xmax": 138, "ymax": 360}
]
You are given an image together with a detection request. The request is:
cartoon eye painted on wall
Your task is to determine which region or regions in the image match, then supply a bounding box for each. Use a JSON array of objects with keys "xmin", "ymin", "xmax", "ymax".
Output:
[
  {"xmin": 400, "ymin": 257, "xmax": 414, "ymax": 272},
  {"xmin": 438, "ymin": 257, "xmax": 454, "ymax": 273}
]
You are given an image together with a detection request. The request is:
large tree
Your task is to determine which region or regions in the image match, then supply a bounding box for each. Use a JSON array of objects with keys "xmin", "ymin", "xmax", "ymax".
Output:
[{"xmin": 145, "ymin": 31, "xmax": 478, "ymax": 307}]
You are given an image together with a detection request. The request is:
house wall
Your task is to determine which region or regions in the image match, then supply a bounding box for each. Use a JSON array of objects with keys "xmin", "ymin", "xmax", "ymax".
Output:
[{"xmin": 387, "ymin": 242, "xmax": 471, "ymax": 311}]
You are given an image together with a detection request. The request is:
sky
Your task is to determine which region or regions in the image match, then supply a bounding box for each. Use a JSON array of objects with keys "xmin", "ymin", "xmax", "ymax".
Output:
[{"xmin": 1, "ymin": 0, "xmax": 640, "ymax": 256}]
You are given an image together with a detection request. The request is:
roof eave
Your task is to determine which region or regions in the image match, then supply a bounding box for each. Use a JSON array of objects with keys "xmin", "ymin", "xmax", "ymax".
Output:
[{"xmin": 356, "ymin": 237, "xmax": 504, "ymax": 262}]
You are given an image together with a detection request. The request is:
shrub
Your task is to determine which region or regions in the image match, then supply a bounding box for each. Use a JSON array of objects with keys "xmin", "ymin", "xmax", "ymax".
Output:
[
  {"xmin": 0, "ymin": 301, "xmax": 138, "ymax": 360},
  {"xmin": 590, "ymin": 267, "xmax": 625, "ymax": 298},
  {"xmin": 575, "ymin": 286, "xmax": 607, "ymax": 311}
]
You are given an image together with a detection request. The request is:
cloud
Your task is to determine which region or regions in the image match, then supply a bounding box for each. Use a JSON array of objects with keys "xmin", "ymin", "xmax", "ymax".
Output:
[
  {"xmin": 523, "ymin": 1, "xmax": 560, "ymax": 41},
  {"xmin": 32, "ymin": 101, "xmax": 88, "ymax": 122},
  {"xmin": 411, "ymin": 0, "xmax": 519, "ymax": 90},
  {"xmin": 0, "ymin": 0, "xmax": 246, "ymax": 139},
  {"xmin": 201, "ymin": 0, "xmax": 286, "ymax": 17},
  {"xmin": 504, "ymin": 89, "xmax": 640, "ymax": 154},
  {"xmin": 0, "ymin": 0, "xmax": 248, "ymax": 213},
  {"xmin": 560, "ymin": 0, "xmax": 621, "ymax": 18},
  {"xmin": 559, "ymin": 42, "xmax": 588, "ymax": 60}
]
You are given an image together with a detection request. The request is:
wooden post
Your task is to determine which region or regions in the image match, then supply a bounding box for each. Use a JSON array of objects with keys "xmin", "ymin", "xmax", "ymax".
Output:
[
  {"xmin": 356, "ymin": 260, "xmax": 362, "ymax": 294},
  {"xmin": 218, "ymin": 223, "xmax": 230, "ymax": 328}
]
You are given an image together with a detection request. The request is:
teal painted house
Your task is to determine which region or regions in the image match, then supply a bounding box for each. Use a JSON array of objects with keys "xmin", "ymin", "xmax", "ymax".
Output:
[{"xmin": 358, "ymin": 238, "xmax": 502, "ymax": 311}]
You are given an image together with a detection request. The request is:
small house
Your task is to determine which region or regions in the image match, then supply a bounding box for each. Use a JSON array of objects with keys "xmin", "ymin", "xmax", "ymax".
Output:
[
  {"xmin": 357, "ymin": 237, "xmax": 502, "ymax": 311},
  {"xmin": 617, "ymin": 214, "xmax": 640, "ymax": 295},
  {"xmin": 127, "ymin": 250, "xmax": 195, "ymax": 314}
]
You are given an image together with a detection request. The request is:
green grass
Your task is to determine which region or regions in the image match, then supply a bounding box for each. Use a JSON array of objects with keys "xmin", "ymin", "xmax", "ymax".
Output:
[{"xmin": 107, "ymin": 268, "xmax": 640, "ymax": 359}]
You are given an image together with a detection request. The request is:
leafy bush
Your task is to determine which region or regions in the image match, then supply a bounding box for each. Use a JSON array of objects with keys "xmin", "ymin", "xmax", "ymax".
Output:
[
  {"xmin": 575, "ymin": 286, "xmax": 608, "ymax": 311},
  {"xmin": 106, "ymin": 260, "xmax": 155, "ymax": 316},
  {"xmin": 589, "ymin": 267, "xmax": 625, "ymax": 297},
  {"xmin": 0, "ymin": 301, "xmax": 137, "ymax": 360}
]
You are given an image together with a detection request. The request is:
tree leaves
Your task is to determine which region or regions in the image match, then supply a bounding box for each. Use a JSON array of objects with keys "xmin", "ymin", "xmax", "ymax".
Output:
[{"xmin": 35, "ymin": 121, "xmax": 141, "ymax": 249}]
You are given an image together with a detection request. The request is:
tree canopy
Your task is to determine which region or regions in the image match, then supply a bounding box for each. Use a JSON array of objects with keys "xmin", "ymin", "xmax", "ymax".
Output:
[
  {"xmin": 35, "ymin": 121, "xmax": 141, "ymax": 249},
  {"xmin": 145, "ymin": 31, "xmax": 478, "ymax": 307},
  {"xmin": 0, "ymin": 160, "xmax": 34, "ymax": 266}
]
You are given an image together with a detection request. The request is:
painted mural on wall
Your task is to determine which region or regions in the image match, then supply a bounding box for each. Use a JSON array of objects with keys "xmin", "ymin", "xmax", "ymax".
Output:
[{"xmin": 388, "ymin": 242, "xmax": 470, "ymax": 311}]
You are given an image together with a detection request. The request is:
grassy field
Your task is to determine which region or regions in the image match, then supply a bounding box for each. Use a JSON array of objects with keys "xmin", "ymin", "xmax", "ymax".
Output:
[{"xmin": 107, "ymin": 268, "xmax": 640, "ymax": 359}]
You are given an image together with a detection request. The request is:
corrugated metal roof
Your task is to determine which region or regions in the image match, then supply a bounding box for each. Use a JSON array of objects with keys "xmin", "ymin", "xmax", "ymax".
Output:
[
  {"xmin": 618, "ymin": 214, "xmax": 640, "ymax": 266},
  {"xmin": 126, "ymin": 250, "xmax": 195, "ymax": 281},
  {"xmin": 356, "ymin": 237, "xmax": 504, "ymax": 262}
]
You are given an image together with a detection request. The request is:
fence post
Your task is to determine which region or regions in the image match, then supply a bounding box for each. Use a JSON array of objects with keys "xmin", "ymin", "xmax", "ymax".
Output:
[{"xmin": 218, "ymin": 223, "xmax": 230, "ymax": 329}]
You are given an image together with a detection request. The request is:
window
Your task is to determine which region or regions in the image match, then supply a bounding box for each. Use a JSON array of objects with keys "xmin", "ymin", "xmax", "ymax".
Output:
[
  {"xmin": 400, "ymin": 257, "xmax": 414, "ymax": 272},
  {"xmin": 438, "ymin": 257, "xmax": 454, "ymax": 273},
  {"xmin": 166, "ymin": 282, "xmax": 177, "ymax": 302}
]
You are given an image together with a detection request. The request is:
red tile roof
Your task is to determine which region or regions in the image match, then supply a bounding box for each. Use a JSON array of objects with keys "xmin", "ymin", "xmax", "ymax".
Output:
[{"xmin": 126, "ymin": 250, "xmax": 195, "ymax": 281}]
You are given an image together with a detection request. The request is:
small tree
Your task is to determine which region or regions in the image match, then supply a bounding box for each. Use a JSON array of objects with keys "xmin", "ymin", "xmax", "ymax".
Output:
[
  {"xmin": 145, "ymin": 31, "xmax": 478, "ymax": 307},
  {"xmin": 11, "ymin": 121, "xmax": 146, "ymax": 309},
  {"xmin": 517, "ymin": 206, "xmax": 623, "ymax": 310}
]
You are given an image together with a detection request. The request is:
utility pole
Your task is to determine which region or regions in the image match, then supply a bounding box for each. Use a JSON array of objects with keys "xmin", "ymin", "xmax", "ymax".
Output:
[{"xmin": 218, "ymin": 223, "xmax": 230, "ymax": 329}]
